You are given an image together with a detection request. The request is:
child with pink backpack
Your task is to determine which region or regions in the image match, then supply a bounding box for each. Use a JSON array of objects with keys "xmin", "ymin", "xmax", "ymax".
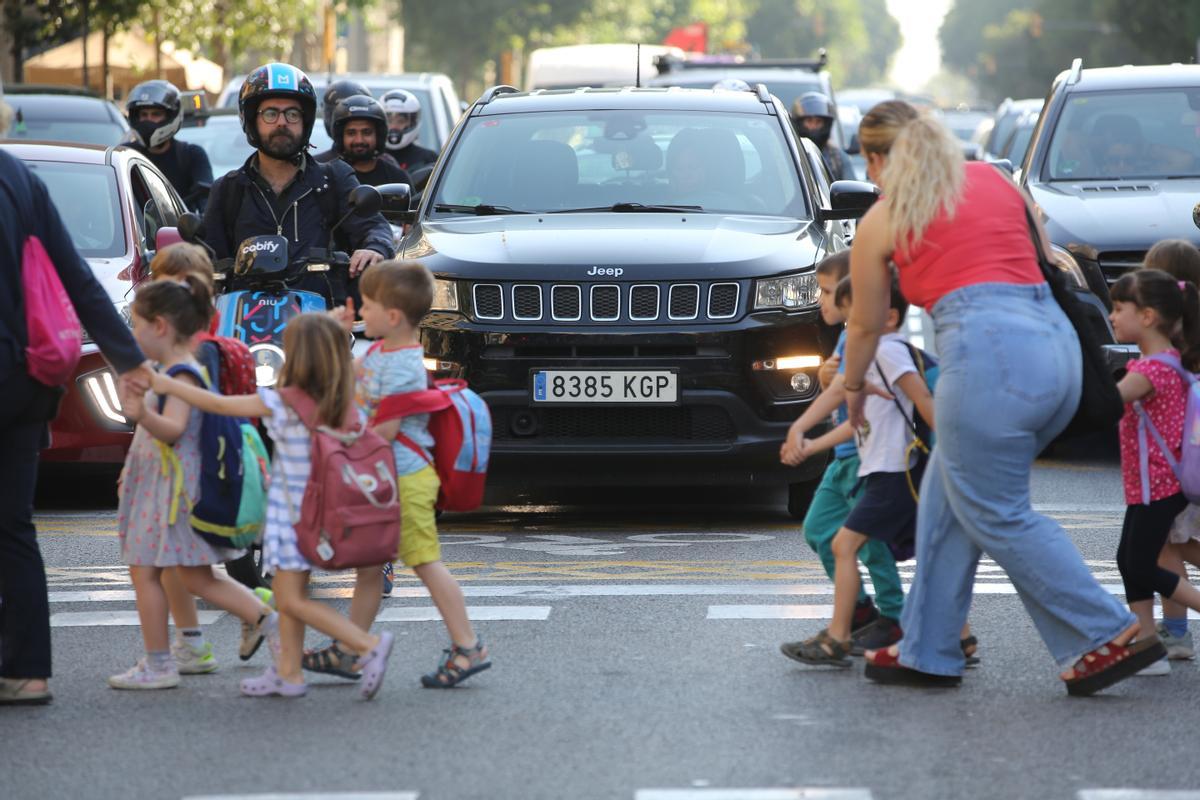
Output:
[
  {"xmin": 1109, "ymin": 269, "xmax": 1200, "ymax": 676},
  {"xmin": 308, "ymin": 260, "xmax": 492, "ymax": 688}
]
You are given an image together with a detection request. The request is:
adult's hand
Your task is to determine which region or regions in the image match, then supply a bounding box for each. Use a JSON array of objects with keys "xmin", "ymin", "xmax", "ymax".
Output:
[
  {"xmin": 349, "ymin": 249, "xmax": 384, "ymax": 278},
  {"xmin": 117, "ymin": 361, "xmax": 154, "ymax": 397}
]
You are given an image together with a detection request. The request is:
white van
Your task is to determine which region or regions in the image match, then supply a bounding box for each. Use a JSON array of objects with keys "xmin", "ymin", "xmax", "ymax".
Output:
[{"xmin": 525, "ymin": 44, "xmax": 684, "ymax": 91}]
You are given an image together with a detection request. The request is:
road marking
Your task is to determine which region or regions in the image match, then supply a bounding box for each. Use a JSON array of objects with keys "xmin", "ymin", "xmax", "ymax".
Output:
[
  {"xmin": 376, "ymin": 605, "xmax": 550, "ymax": 622},
  {"xmin": 183, "ymin": 793, "xmax": 420, "ymax": 800},
  {"xmin": 637, "ymin": 790, "xmax": 873, "ymax": 800},
  {"xmin": 51, "ymin": 610, "xmax": 224, "ymax": 627},
  {"xmin": 708, "ymin": 605, "xmax": 833, "ymax": 620},
  {"xmin": 1079, "ymin": 792, "xmax": 1200, "ymax": 799}
]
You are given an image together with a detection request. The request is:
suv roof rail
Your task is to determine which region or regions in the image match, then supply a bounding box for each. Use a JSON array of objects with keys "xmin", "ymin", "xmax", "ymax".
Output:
[
  {"xmin": 654, "ymin": 50, "xmax": 828, "ymax": 76},
  {"xmin": 753, "ymin": 83, "xmax": 773, "ymax": 104},
  {"xmin": 1067, "ymin": 57, "xmax": 1083, "ymax": 85},
  {"xmin": 477, "ymin": 85, "xmax": 520, "ymax": 106}
]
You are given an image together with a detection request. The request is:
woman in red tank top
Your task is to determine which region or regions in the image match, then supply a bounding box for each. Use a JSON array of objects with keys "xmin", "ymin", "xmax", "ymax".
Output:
[{"xmin": 840, "ymin": 101, "xmax": 1153, "ymax": 696}]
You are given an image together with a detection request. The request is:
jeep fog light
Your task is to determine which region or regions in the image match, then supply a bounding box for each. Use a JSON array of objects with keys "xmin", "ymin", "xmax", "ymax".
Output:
[
  {"xmin": 754, "ymin": 273, "xmax": 819, "ymax": 310},
  {"xmin": 432, "ymin": 279, "xmax": 459, "ymax": 311},
  {"xmin": 80, "ymin": 369, "xmax": 128, "ymax": 426},
  {"xmin": 791, "ymin": 373, "xmax": 813, "ymax": 393}
]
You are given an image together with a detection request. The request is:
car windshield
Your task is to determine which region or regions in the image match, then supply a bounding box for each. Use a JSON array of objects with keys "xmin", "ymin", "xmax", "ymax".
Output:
[
  {"xmin": 1046, "ymin": 89, "xmax": 1200, "ymax": 180},
  {"xmin": 176, "ymin": 118, "xmax": 253, "ymax": 175},
  {"xmin": 431, "ymin": 109, "xmax": 805, "ymax": 217},
  {"xmin": 26, "ymin": 161, "xmax": 124, "ymax": 258}
]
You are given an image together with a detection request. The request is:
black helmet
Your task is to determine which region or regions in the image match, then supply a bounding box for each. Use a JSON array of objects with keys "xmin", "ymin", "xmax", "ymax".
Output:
[
  {"xmin": 322, "ymin": 79, "xmax": 371, "ymax": 138},
  {"xmin": 238, "ymin": 63, "xmax": 317, "ymax": 156},
  {"xmin": 126, "ymin": 80, "xmax": 182, "ymax": 149},
  {"xmin": 792, "ymin": 91, "xmax": 836, "ymax": 148},
  {"xmin": 331, "ymin": 94, "xmax": 388, "ymax": 161},
  {"xmin": 379, "ymin": 89, "xmax": 421, "ymax": 151}
]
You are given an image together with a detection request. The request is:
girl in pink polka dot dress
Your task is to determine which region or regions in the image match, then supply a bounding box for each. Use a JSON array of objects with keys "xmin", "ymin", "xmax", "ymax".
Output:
[{"xmin": 1111, "ymin": 269, "xmax": 1200, "ymax": 674}]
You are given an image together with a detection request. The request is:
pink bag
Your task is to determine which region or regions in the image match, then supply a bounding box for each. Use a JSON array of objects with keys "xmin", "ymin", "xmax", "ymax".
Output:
[{"xmin": 23, "ymin": 235, "xmax": 82, "ymax": 386}]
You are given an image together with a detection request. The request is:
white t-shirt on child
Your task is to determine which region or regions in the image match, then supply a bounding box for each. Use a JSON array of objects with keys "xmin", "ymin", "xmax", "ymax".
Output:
[{"xmin": 855, "ymin": 332, "xmax": 919, "ymax": 477}]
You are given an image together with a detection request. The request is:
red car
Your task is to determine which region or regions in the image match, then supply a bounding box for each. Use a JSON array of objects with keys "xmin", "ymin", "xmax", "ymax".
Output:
[{"xmin": 2, "ymin": 141, "xmax": 187, "ymax": 465}]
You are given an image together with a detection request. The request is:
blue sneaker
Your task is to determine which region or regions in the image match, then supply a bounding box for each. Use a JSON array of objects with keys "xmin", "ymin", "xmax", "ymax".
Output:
[{"xmin": 382, "ymin": 562, "xmax": 394, "ymax": 597}]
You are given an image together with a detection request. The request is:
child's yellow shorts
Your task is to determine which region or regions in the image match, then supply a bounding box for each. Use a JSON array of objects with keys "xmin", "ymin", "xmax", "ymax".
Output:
[{"xmin": 397, "ymin": 465, "xmax": 441, "ymax": 568}]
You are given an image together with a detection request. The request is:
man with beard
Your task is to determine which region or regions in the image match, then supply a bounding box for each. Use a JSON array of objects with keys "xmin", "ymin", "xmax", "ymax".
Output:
[
  {"xmin": 314, "ymin": 79, "xmax": 370, "ymax": 164},
  {"xmin": 201, "ymin": 63, "xmax": 393, "ymax": 307},
  {"xmin": 331, "ymin": 94, "xmax": 411, "ymax": 188},
  {"xmin": 792, "ymin": 92, "xmax": 853, "ymax": 181},
  {"xmin": 124, "ymin": 80, "xmax": 213, "ymax": 211}
]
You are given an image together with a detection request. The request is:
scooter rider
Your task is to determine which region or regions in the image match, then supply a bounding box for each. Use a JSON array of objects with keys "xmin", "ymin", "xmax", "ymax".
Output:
[
  {"xmin": 314, "ymin": 78, "xmax": 370, "ymax": 164},
  {"xmin": 200, "ymin": 63, "xmax": 393, "ymax": 305},
  {"xmin": 379, "ymin": 89, "xmax": 438, "ymax": 173},
  {"xmin": 124, "ymin": 80, "xmax": 213, "ymax": 211},
  {"xmin": 331, "ymin": 94, "xmax": 411, "ymax": 188},
  {"xmin": 792, "ymin": 91, "xmax": 853, "ymax": 181}
]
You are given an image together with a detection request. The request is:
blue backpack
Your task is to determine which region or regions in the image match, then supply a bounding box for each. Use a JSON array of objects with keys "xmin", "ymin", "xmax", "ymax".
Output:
[{"xmin": 158, "ymin": 363, "xmax": 268, "ymax": 549}]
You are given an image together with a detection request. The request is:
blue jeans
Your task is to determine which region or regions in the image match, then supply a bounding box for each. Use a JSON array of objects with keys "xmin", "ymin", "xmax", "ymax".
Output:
[{"xmin": 899, "ymin": 282, "xmax": 1135, "ymax": 676}]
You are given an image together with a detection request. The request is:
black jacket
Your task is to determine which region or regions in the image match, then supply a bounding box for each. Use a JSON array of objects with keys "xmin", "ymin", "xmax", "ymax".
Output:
[
  {"xmin": 139, "ymin": 140, "xmax": 213, "ymax": 211},
  {"xmin": 0, "ymin": 149, "xmax": 143, "ymax": 386},
  {"xmin": 388, "ymin": 143, "xmax": 438, "ymax": 173},
  {"xmin": 201, "ymin": 152, "xmax": 395, "ymax": 263}
]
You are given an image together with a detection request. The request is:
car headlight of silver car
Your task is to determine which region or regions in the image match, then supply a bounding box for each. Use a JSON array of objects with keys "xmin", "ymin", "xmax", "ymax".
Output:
[
  {"xmin": 1049, "ymin": 245, "xmax": 1087, "ymax": 289},
  {"xmin": 753, "ymin": 273, "xmax": 820, "ymax": 310},
  {"xmin": 431, "ymin": 279, "xmax": 459, "ymax": 311}
]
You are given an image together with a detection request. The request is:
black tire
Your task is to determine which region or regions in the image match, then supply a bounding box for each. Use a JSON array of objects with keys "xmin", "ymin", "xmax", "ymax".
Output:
[
  {"xmin": 226, "ymin": 548, "xmax": 270, "ymax": 590},
  {"xmin": 787, "ymin": 478, "xmax": 821, "ymax": 519}
]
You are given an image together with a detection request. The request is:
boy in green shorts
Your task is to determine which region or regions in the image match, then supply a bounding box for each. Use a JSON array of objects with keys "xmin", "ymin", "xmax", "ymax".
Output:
[
  {"xmin": 306, "ymin": 260, "xmax": 490, "ymax": 687},
  {"xmin": 779, "ymin": 252, "xmax": 905, "ymax": 659}
]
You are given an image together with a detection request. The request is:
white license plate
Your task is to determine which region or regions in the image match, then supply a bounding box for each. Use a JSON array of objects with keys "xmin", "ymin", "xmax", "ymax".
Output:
[{"xmin": 532, "ymin": 370, "xmax": 678, "ymax": 404}]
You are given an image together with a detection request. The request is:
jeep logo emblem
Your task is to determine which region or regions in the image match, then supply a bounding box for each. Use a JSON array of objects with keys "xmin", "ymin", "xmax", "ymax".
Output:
[{"xmin": 587, "ymin": 266, "xmax": 624, "ymax": 278}]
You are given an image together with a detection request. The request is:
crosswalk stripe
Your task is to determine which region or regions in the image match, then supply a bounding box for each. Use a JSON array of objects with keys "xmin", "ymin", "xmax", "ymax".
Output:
[
  {"xmin": 708, "ymin": 605, "xmax": 833, "ymax": 620},
  {"xmin": 1078, "ymin": 791, "xmax": 1200, "ymax": 799},
  {"xmin": 51, "ymin": 610, "xmax": 225, "ymax": 628},
  {"xmin": 636, "ymin": 790, "xmax": 873, "ymax": 799},
  {"xmin": 376, "ymin": 606, "xmax": 551, "ymax": 622}
]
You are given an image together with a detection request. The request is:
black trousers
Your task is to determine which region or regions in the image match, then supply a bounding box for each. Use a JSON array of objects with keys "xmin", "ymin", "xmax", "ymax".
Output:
[
  {"xmin": 0, "ymin": 372, "xmax": 59, "ymax": 679},
  {"xmin": 1117, "ymin": 492, "xmax": 1187, "ymax": 604}
]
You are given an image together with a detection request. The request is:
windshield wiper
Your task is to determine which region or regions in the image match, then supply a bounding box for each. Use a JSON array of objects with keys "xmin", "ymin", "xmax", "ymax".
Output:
[
  {"xmin": 432, "ymin": 203, "xmax": 530, "ymax": 216},
  {"xmin": 550, "ymin": 202, "xmax": 703, "ymax": 213}
]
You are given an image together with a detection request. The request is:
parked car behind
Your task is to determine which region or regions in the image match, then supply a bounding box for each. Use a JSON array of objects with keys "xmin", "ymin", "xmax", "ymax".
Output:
[
  {"xmin": 977, "ymin": 97, "xmax": 1043, "ymax": 159},
  {"xmin": 1, "ymin": 141, "xmax": 187, "ymax": 465},
  {"xmin": 3, "ymin": 92, "xmax": 129, "ymax": 146}
]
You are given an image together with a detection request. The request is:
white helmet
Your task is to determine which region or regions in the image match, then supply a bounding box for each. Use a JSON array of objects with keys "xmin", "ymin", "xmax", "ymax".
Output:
[{"xmin": 379, "ymin": 88, "xmax": 421, "ymax": 151}]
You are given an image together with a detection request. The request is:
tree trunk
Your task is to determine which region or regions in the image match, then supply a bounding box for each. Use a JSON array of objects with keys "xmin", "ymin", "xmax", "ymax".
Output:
[{"xmin": 102, "ymin": 24, "xmax": 110, "ymax": 99}]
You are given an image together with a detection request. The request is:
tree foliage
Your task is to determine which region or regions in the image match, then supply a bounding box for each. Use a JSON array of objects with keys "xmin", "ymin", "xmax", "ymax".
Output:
[{"xmin": 144, "ymin": 0, "xmax": 318, "ymax": 75}]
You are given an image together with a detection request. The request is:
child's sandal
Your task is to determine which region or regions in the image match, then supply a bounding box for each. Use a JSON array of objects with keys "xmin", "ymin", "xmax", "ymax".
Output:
[
  {"xmin": 301, "ymin": 641, "xmax": 361, "ymax": 680},
  {"xmin": 421, "ymin": 638, "xmax": 492, "ymax": 688},
  {"xmin": 779, "ymin": 629, "xmax": 853, "ymax": 668}
]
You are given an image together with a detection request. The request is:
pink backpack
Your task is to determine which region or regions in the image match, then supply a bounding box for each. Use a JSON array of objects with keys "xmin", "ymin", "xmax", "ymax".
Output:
[
  {"xmin": 23, "ymin": 235, "xmax": 82, "ymax": 386},
  {"xmin": 377, "ymin": 378, "xmax": 492, "ymax": 512},
  {"xmin": 1134, "ymin": 353, "xmax": 1200, "ymax": 504},
  {"xmin": 277, "ymin": 387, "xmax": 400, "ymax": 570}
]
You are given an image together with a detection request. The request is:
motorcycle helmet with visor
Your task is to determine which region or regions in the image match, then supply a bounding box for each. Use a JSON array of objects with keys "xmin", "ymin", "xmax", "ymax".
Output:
[
  {"xmin": 126, "ymin": 80, "xmax": 182, "ymax": 149},
  {"xmin": 332, "ymin": 94, "xmax": 388, "ymax": 161},
  {"xmin": 379, "ymin": 89, "xmax": 421, "ymax": 151},
  {"xmin": 238, "ymin": 63, "xmax": 317, "ymax": 158},
  {"xmin": 791, "ymin": 91, "xmax": 836, "ymax": 149},
  {"xmin": 322, "ymin": 79, "xmax": 371, "ymax": 138}
]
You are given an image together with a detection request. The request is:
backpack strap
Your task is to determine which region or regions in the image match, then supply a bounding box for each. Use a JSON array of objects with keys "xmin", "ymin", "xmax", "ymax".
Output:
[
  {"xmin": 217, "ymin": 172, "xmax": 246, "ymax": 254},
  {"xmin": 873, "ymin": 346, "xmax": 925, "ymax": 445},
  {"xmin": 376, "ymin": 387, "xmax": 454, "ymax": 424},
  {"xmin": 276, "ymin": 385, "xmax": 360, "ymax": 438},
  {"xmin": 157, "ymin": 362, "xmax": 209, "ymax": 413}
]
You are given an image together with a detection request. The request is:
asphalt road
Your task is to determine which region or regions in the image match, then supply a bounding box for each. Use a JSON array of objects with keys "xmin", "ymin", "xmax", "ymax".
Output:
[{"xmin": 5, "ymin": 439, "xmax": 1200, "ymax": 800}]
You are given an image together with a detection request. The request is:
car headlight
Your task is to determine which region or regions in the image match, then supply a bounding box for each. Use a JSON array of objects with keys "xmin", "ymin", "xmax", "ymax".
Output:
[
  {"xmin": 753, "ymin": 273, "xmax": 819, "ymax": 310},
  {"xmin": 432, "ymin": 279, "xmax": 459, "ymax": 311},
  {"xmin": 1049, "ymin": 245, "xmax": 1087, "ymax": 289},
  {"xmin": 78, "ymin": 368, "xmax": 130, "ymax": 428},
  {"xmin": 82, "ymin": 300, "xmax": 133, "ymax": 345}
]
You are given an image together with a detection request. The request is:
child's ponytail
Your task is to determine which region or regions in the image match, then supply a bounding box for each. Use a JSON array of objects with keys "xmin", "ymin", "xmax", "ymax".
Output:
[{"xmin": 1179, "ymin": 280, "xmax": 1200, "ymax": 371}]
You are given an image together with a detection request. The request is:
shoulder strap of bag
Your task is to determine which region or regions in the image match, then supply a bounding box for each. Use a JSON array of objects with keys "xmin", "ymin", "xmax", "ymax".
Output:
[
  {"xmin": 874, "ymin": 344, "xmax": 924, "ymax": 442},
  {"xmin": 1134, "ymin": 353, "xmax": 1194, "ymax": 503},
  {"xmin": 218, "ymin": 173, "xmax": 246, "ymax": 252},
  {"xmin": 157, "ymin": 362, "xmax": 209, "ymax": 413}
]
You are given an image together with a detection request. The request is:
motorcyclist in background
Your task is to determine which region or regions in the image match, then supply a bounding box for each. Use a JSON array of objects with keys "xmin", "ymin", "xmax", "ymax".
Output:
[
  {"xmin": 124, "ymin": 80, "xmax": 213, "ymax": 211},
  {"xmin": 201, "ymin": 63, "xmax": 393, "ymax": 306},
  {"xmin": 791, "ymin": 91, "xmax": 853, "ymax": 181},
  {"xmin": 330, "ymin": 95, "xmax": 411, "ymax": 188},
  {"xmin": 379, "ymin": 89, "xmax": 438, "ymax": 173},
  {"xmin": 313, "ymin": 78, "xmax": 371, "ymax": 164}
]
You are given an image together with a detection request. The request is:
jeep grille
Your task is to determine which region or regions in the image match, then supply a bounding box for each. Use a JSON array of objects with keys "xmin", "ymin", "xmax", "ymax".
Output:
[{"xmin": 466, "ymin": 281, "xmax": 747, "ymax": 325}]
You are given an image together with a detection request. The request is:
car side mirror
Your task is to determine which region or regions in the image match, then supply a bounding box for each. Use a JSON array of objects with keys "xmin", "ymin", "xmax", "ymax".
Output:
[
  {"xmin": 822, "ymin": 180, "xmax": 880, "ymax": 220},
  {"xmin": 177, "ymin": 212, "xmax": 203, "ymax": 243},
  {"xmin": 155, "ymin": 226, "xmax": 183, "ymax": 252},
  {"xmin": 845, "ymin": 132, "xmax": 861, "ymax": 156},
  {"xmin": 375, "ymin": 182, "xmax": 413, "ymax": 224},
  {"xmin": 989, "ymin": 158, "xmax": 1014, "ymax": 175},
  {"xmin": 348, "ymin": 184, "xmax": 382, "ymax": 217}
]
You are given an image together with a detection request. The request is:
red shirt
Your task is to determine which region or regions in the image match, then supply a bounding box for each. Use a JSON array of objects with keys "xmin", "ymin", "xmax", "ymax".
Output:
[
  {"xmin": 891, "ymin": 161, "xmax": 1043, "ymax": 310},
  {"xmin": 1120, "ymin": 352, "xmax": 1187, "ymax": 505}
]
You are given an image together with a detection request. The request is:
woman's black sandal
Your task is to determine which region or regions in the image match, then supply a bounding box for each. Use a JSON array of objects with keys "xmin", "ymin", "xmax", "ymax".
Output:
[
  {"xmin": 301, "ymin": 641, "xmax": 361, "ymax": 680},
  {"xmin": 421, "ymin": 639, "xmax": 491, "ymax": 688},
  {"xmin": 961, "ymin": 635, "xmax": 981, "ymax": 668},
  {"xmin": 779, "ymin": 629, "xmax": 853, "ymax": 668}
]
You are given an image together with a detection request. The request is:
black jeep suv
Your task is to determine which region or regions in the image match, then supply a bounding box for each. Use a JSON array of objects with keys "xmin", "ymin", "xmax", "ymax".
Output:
[{"xmin": 399, "ymin": 85, "xmax": 877, "ymax": 516}]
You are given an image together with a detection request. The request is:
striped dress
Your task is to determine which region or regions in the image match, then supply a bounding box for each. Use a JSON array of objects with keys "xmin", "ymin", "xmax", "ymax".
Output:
[{"xmin": 258, "ymin": 387, "xmax": 315, "ymax": 573}]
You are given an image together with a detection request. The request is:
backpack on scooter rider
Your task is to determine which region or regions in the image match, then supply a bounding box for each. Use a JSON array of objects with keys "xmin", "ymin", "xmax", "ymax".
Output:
[
  {"xmin": 277, "ymin": 387, "xmax": 400, "ymax": 570},
  {"xmin": 376, "ymin": 376, "xmax": 492, "ymax": 512},
  {"xmin": 158, "ymin": 363, "xmax": 269, "ymax": 549}
]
